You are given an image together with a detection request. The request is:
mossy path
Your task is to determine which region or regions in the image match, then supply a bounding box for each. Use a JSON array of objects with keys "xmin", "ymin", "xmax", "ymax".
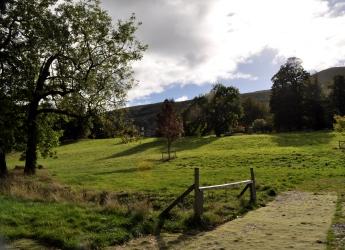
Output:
[{"xmin": 117, "ymin": 192, "xmax": 337, "ymax": 250}]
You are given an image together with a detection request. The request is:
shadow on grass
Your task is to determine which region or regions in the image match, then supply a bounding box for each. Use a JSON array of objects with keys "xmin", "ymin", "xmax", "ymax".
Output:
[
  {"xmin": 100, "ymin": 136, "xmax": 219, "ymax": 160},
  {"xmin": 154, "ymin": 232, "xmax": 202, "ymax": 250},
  {"xmin": 175, "ymin": 136, "xmax": 219, "ymax": 151},
  {"xmin": 100, "ymin": 140, "xmax": 164, "ymax": 160},
  {"xmin": 271, "ymin": 131, "xmax": 335, "ymax": 147},
  {"xmin": 93, "ymin": 166, "xmax": 153, "ymax": 175}
]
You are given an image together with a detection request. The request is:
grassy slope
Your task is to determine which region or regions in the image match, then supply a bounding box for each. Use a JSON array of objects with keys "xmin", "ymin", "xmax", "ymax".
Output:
[
  {"xmin": 3, "ymin": 131, "xmax": 345, "ymax": 248},
  {"xmin": 8, "ymin": 131, "xmax": 345, "ymax": 193}
]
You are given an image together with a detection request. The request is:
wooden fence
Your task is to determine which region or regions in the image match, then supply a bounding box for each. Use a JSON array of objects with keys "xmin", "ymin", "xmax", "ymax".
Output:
[{"xmin": 159, "ymin": 167, "xmax": 256, "ymax": 223}]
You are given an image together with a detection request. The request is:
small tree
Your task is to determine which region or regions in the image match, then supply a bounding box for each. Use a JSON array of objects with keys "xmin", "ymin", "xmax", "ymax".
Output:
[{"xmin": 157, "ymin": 100, "xmax": 183, "ymax": 160}]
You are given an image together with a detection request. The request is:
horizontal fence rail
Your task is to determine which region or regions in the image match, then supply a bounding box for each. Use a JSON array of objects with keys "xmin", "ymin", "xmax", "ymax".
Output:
[{"xmin": 200, "ymin": 180, "xmax": 253, "ymax": 191}]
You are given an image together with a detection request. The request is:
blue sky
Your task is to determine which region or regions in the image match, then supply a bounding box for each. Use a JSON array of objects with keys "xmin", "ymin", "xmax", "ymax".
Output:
[
  {"xmin": 101, "ymin": 0, "xmax": 345, "ymax": 106},
  {"xmin": 128, "ymin": 48, "xmax": 282, "ymax": 106}
]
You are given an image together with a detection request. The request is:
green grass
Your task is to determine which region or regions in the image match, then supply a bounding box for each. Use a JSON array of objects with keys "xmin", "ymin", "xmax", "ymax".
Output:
[
  {"xmin": 3, "ymin": 131, "xmax": 345, "ymax": 249},
  {"xmin": 0, "ymin": 195, "xmax": 155, "ymax": 249}
]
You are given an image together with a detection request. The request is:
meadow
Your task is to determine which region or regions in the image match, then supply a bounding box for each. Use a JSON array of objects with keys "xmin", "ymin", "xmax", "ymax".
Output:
[{"xmin": 1, "ymin": 131, "xmax": 345, "ymax": 249}]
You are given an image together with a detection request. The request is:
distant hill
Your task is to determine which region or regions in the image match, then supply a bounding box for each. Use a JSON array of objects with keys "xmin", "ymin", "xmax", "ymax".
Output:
[
  {"xmin": 125, "ymin": 100, "xmax": 191, "ymax": 136},
  {"xmin": 126, "ymin": 66, "xmax": 345, "ymax": 136},
  {"xmin": 312, "ymin": 67, "xmax": 345, "ymax": 94}
]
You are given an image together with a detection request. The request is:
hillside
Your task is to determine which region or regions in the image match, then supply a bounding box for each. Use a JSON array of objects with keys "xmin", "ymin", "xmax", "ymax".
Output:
[
  {"xmin": 312, "ymin": 66, "xmax": 345, "ymax": 94},
  {"xmin": 4, "ymin": 132, "xmax": 345, "ymax": 249},
  {"xmin": 126, "ymin": 67, "xmax": 345, "ymax": 136}
]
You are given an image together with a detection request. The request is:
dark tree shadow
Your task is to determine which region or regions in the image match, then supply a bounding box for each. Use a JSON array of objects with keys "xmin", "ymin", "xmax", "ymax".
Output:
[
  {"xmin": 154, "ymin": 220, "xmax": 209, "ymax": 250},
  {"xmin": 100, "ymin": 136, "xmax": 220, "ymax": 160},
  {"xmin": 271, "ymin": 131, "xmax": 335, "ymax": 147},
  {"xmin": 174, "ymin": 136, "xmax": 219, "ymax": 151},
  {"xmin": 100, "ymin": 140, "xmax": 164, "ymax": 160},
  {"xmin": 92, "ymin": 166, "xmax": 153, "ymax": 175}
]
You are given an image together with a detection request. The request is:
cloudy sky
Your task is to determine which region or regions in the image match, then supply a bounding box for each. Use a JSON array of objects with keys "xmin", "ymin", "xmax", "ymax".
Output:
[{"xmin": 101, "ymin": 0, "xmax": 345, "ymax": 106}]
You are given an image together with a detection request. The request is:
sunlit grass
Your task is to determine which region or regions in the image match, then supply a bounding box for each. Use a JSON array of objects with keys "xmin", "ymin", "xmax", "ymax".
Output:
[{"xmin": 3, "ymin": 131, "xmax": 345, "ymax": 248}]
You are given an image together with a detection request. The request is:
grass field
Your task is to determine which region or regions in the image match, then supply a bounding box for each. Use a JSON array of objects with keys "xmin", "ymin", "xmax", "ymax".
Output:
[{"xmin": 2, "ymin": 131, "xmax": 345, "ymax": 249}]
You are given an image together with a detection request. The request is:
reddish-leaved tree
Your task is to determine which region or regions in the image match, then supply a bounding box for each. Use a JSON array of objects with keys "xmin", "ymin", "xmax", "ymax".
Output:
[{"xmin": 157, "ymin": 99, "xmax": 183, "ymax": 160}]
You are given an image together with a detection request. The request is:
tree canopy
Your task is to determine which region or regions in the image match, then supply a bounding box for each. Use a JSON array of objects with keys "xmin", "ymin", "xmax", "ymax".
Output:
[
  {"xmin": 330, "ymin": 75, "xmax": 345, "ymax": 116},
  {"xmin": 270, "ymin": 57, "xmax": 310, "ymax": 131},
  {"xmin": 0, "ymin": 0, "xmax": 147, "ymax": 174},
  {"xmin": 208, "ymin": 84, "xmax": 242, "ymax": 137}
]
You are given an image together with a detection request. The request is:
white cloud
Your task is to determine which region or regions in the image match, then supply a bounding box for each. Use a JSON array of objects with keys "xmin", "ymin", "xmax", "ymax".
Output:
[
  {"xmin": 175, "ymin": 96, "xmax": 189, "ymax": 102},
  {"xmin": 102, "ymin": 0, "xmax": 345, "ymax": 101}
]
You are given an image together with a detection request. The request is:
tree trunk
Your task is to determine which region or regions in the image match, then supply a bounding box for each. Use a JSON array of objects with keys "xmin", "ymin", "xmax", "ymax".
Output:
[
  {"xmin": 167, "ymin": 139, "xmax": 171, "ymax": 160},
  {"xmin": 24, "ymin": 101, "xmax": 39, "ymax": 175},
  {"xmin": 0, "ymin": 146, "xmax": 7, "ymax": 178},
  {"xmin": 23, "ymin": 54, "xmax": 57, "ymax": 175}
]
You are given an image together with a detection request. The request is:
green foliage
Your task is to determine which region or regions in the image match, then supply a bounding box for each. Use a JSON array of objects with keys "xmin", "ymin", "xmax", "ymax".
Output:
[
  {"xmin": 302, "ymin": 76, "xmax": 327, "ymax": 130},
  {"xmin": 330, "ymin": 75, "xmax": 345, "ymax": 116},
  {"xmin": 208, "ymin": 84, "xmax": 242, "ymax": 136},
  {"xmin": 182, "ymin": 96, "xmax": 209, "ymax": 136},
  {"xmin": 252, "ymin": 119, "xmax": 267, "ymax": 133},
  {"xmin": 270, "ymin": 57, "xmax": 310, "ymax": 131},
  {"xmin": 183, "ymin": 84, "xmax": 242, "ymax": 137},
  {"xmin": 37, "ymin": 114, "xmax": 63, "ymax": 159},
  {"xmin": 333, "ymin": 115, "xmax": 345, "ymax": 133},
  {"xmin": 120, "ymin": 124, "xmax": 141, "ymax": 144},
  {"xmin": 241, "ymin": 97, "xmax": 269, "ymax": 128},
  {"xmin": 0, "ymin": 0, "xmax": 146, "ymax": 172}
]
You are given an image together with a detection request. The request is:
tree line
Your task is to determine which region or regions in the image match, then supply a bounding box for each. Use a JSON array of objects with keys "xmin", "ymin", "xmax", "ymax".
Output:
[{"xmin": 181, "ymin": 57, "xmax": 345, "ymax": 136}]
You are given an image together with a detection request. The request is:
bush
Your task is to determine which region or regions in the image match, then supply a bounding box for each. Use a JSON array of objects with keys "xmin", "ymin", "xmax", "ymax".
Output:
[
  {"xmin": 252, "ymin": 119, "xmax": 267, "ymax": 133},
  {"xmin": 334, "ymin": 115, "xmax": 345, "ymax": 133},
  {"xmin": 120, "ymin": 125, "xmax": 141, "ymax": 144},
  {"xmin": 252, "ymin": 119, "xmax": 273, "ymax": 133}
]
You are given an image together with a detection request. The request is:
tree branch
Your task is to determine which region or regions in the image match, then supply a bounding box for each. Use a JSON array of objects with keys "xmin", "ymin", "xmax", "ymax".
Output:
[
  {"xmin": 37, "ymin": 108, "xmax": 80, "ymax": 118},
  {"xmin": 39, "ymin": 88, "xmax": 75, "ymax": 99}
]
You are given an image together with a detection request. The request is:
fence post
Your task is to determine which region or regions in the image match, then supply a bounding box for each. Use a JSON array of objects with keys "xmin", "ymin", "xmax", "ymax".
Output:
[
  {"xmin": 194, "ymin": 168, "xmax": 203, "ymax": 220},
  {"xmin": 249, "ymin": 168, "xmax": 256, "ymax": 203}
]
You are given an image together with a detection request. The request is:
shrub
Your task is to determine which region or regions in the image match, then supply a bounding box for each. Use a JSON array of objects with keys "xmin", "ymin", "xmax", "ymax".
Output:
[
  {"xmin": 252, "ymin": 119, "xmax": 267, "ymax": 133},
  {"xmin": 334, "ymin": 115, "xmax": 345, "ymax": 133}
]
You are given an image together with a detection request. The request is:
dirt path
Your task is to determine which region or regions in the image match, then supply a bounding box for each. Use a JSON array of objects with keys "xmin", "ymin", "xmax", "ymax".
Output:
[{"xmin": 116, "ymin": 191, "xmax": 337, "ymax": 250}]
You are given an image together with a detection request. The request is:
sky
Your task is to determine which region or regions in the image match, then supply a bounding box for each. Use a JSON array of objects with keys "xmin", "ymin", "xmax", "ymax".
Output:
[{"xmin": 100, "ymin": 0, "xmax": 345, "ymax": 106}]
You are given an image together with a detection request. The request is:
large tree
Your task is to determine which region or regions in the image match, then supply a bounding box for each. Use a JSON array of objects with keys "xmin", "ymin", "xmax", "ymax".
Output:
[
  {"xmin": 303, "ymin": 76, "xmax": 326, "ymax": 130},
  {"xmin": 270, "ymin": 57, "xmax": 310, "ymax": 131},
  {"xmin": 330, "ymin": 75, "xmax": 345, "ymax": 116},
  {"xmin": 0, "ymin": 0, "xmax": 146, "ymax": 175},
  {"xmin": 207, "ymin": 84, "xmax": 242, "ymax": 137}
]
